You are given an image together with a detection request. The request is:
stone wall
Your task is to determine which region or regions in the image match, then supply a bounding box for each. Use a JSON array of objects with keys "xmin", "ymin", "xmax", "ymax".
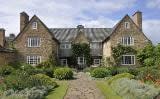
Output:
[
  {"xmin": 0, "ymin": 52, "xmax": 15, "ymax": 66},
  {"xmin": 14, "ymin": 16, "xmax": 58, "ymax": 63}
]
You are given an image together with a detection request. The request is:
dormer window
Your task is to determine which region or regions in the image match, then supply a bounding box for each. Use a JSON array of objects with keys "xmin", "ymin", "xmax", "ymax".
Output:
[
  {"xmin": 125, "ymin": 22, "xmax": 130, "ymax": 29},
  {"xmin": 32, "ymin": 22, "xmax": 37, "ymax": 29}
]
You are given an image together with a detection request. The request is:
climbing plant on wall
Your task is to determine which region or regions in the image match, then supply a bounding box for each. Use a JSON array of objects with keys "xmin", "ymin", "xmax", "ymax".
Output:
[
  {"xmin": 112, "ymin": 44, "xmax": 137, "ymax": 66},
  {"xmin": 71, "ymin": 43, "xmax": 91, "ymax": 66}
]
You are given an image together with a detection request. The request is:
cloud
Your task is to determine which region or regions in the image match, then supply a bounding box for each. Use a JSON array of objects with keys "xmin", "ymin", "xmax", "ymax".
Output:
[
  {"xmin": 146, "ymin": 0, "xmax": 160, "ymax": 8},
  {"xmin": 0, "ymin": 0, "xmax": 136, "ymax": 36},
  {"xmin": 143, "ymin": 19, "xmax": 160, "ymax": 44}
]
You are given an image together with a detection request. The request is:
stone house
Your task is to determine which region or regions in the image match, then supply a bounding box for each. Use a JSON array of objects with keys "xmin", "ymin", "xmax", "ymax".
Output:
[{"xmin": 0, "ymin": 11, "xmax": 150, "ymax": 67}]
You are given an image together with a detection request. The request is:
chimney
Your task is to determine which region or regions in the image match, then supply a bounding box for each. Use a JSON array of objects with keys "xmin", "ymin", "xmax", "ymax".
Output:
[
  {"xmin": 20, "ymin": 12, "xmax": 29, "ymax": 32},
  {"xmin": 77, "ymin": 25, "xmax": 84, "ymax": 32},
  {"xmin": 9, "ymin": 33, "xmax": 16, "ymax": 41},
  {"xmin": 0, "ymin": 28, "xmax": 5, "ymax": 47},
  {"xmin": 132, "ymin": 11, "xmax": 142, "ymax": 31}
]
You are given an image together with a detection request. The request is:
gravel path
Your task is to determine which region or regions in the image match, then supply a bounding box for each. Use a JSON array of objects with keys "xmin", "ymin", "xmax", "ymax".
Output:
[{"xmin": 64, "ymin": 72, "xmax": 105, "ymax": 99}]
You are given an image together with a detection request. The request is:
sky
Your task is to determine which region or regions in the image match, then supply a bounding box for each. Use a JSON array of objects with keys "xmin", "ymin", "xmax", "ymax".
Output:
[{"xmin": 0, "ymin": 0, "xmax": 159, "ymax": 44}]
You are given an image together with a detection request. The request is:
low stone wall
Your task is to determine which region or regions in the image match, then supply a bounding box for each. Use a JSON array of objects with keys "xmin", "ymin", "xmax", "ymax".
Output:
[{"xmin": 0, "ymin": 52, "xmax": 15, "ymax": 66}]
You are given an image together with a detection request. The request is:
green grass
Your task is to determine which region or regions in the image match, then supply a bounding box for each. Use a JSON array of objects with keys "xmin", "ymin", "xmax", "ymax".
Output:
[
  {"xmin": 45, "ymin": 80, "xmax": 69, "ymax": 99},
  {"xmin": 96, "ymin": 81, "xmax": 122, "ymax": 99}
]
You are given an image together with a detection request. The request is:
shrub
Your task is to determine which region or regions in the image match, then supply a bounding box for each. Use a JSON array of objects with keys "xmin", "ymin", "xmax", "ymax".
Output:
[
  {"xmin": 90, "ymin": 68, "xmax": 111, "ymax": 78},
  {"xmin": 128, "ymin": 68, "xmax": 139, "ymax": 76},
  {"xmin": 116, "ymin": 67, "xmax": 129, "ymax": 74},
  {"xmin": 110, "ymin": 78, "xmax": 160, "ymax": 99},
  {"xmin": 0, "ymin": 66, "xmax": 14, "ymax": 77},
  {"xmin": 136, "ymin": 66, "xmax": 160, "ymax": 82},
  {"xmin": 54, "ymin": 68, "xmax": 73, "ymax": 80},
  {"xmin": 107, "ymin": 67, "xmax": 117, "ymax": 76},
  {"xmin": 30, "ymin": 74, "xmax": 57, "ymax": 87},
  {"xmin": 1, "ymin": 86, "xmax": 53, "ymax": 99},
  {"xmin": 107, "ymin": 73, "xmax": 134, "ymax": 85},
  {"xmin": 144, "ymin": 58, "xmax": 155, "ymax": 66},
  {"xmin": 4, "ymin": 71, "xmax": 31, "ymax": 90}
]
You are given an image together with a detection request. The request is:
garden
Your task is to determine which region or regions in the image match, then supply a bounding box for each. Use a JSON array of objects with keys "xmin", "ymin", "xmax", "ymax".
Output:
[
  {"xmin": 0, "ymin": 60, "xmax": 73, "ymax": 99},
  {"xmin": 85, "ymin": 43, "xmax": 160, "ymax": 99}
]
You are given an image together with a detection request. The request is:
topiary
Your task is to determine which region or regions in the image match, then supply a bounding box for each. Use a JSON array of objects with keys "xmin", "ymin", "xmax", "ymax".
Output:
[
  {"xmin": 0, "ymin": 65, "xmax": 14, "ymax": 77},
  {"xmin": 54, "ymin": 68, "xmax": 73, "ymax": 80},
  {"xmin": 90, "ymin": 68, "xmax": 111, "ymax": 78}
]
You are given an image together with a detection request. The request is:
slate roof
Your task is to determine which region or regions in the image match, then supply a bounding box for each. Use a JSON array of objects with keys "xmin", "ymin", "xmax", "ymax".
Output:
[
  {"xmin": 0, "ymin": 45, "xmax": 14, "ymax": 53},
  {"xmin": 49, "ymin": 28, "xmax": 113, "ymax": 42}
]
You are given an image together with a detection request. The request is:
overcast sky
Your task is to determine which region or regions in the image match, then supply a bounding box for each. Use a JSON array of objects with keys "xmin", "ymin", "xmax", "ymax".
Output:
[{"xmin": 0, "ymin": 0, "xmax": 160, "ymax": 44}]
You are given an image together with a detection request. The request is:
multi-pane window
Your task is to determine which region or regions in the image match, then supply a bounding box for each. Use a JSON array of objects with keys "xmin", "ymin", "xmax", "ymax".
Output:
[
  {"xmin": 27, "ymin": 56, "xmax": 41, "ymax": 65},
  {"xmin": 60, "ymin": 59, "xmax": 67, "ymax": 66},
  {"xmin": 32, "ymin": 22, "xmax": 37, "ymax": 29},
  {"xmin": 121, "ymin": 36, "xmax": 134, "ymax": 46},
  {"xmin": 90, "ymin": 42, "xmax": 102, "ymax": 49},
  {"xmin": 28, "ymin": 37, "xmax": 40, "ymax": 47},
  {"xmin": 77, "ymin": 57, "xmax": 85, "ymax": 65},
  {"xmin": 94, "ymin": 59, "xmax": 101, "ymax": 65},
  {"xmin": 125, "ymin": 22, "xmax": 130, "ymax": 29},
  {"xmin": 121, "ymin": 55, "xmax": 135, "ymax": 65},
  {"xmin": 60, "ymin": 44, "xmax": 71, "ymax": 49}
]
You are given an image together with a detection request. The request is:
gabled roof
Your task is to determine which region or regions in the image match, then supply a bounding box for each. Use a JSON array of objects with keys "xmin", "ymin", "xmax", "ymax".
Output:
[
  {"xmin": 49, "ymin": 28, "xmax": 113, "ymax": 42},
  {"xmin": 14, "ymin": 15, "xmax": 59, "ymax": 43},
  {"xmin": 102, "ymin": 14, "xmax": 151, "ymax": 43}
]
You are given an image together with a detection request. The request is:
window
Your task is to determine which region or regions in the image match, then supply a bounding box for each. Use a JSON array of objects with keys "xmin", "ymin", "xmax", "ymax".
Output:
[
  {"xmin": 28, "ymin": 37, "xmax": 40, "ymax": 47},
  {"xmin": 32, "ymin": 22, "xmax": 37, "ymax": 29},
  {"xmin": 60, "ymin": 59, "xmax": 67, "ymax": 66},
  {"xmin": 94, "ymin": 59, "xmax": 101, "ymax": 65},
  {"xmin": 78, "ymin": 57, "xmax": 85, "ymax": 65},
  {"xmin": 121, "ymin": 36, "xmax": 134, "ymax": 46},
  {"xmin": 27, "ymin": 56, "xmax": 41, "ymax": 65},
  {"xmin": 121, "ymin": 55, "xmax": 135, "ymax": 65},
  {"xmin": 90, "ymin": 43, "xmax": 102, "ymax": 49},
  {"xmin": 60, "ymin": 44, "xmax": 71, "ymax": 49},
  {"xmin": 125, "ymin": 22, "xmax": 130, "ymax": 29}
]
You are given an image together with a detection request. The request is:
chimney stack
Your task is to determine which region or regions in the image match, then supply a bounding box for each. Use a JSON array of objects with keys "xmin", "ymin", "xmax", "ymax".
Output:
[
  {"xmin": 0, "ymin": 28, "xmax": 5, "ymax": 47},
  {"xmin": 132, "ymin": 11, "xmax": 142, "ymax": 31},
  {"xmin": 20, "ymin": 12, "xmax": 29, "ymax": 32}
]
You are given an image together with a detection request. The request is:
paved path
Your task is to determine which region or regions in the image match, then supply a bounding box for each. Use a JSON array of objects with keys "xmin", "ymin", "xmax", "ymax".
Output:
[{"xmin": 64, "ymin": 72, "xmax": 105, "ymax": 99}]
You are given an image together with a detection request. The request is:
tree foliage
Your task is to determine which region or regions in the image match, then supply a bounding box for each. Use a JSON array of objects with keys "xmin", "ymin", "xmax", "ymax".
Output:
[{"xmin": 71, "ymin": 43, "xmax": 91, "ymax": 66}]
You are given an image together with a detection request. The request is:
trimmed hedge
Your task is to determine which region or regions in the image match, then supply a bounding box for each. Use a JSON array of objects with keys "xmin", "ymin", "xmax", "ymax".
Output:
[
  {"xmin": 54, "ymin": 68, "xmax": 73, "ymax": 80},
  {"xmin": 90, "ymin": 68, "xmax": 111, "ymax": 78}
]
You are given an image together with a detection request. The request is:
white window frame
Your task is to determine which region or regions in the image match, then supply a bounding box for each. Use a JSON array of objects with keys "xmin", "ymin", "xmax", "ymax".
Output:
[
  {"xmin": 125, "ymin": 22, "xmax": 130, "ymax": 29},
  {"xmin": 94, "ymin": 59, "xmax": 101, "ymax": 65},
  {"xmin": 77, "ymin": 57, "xmax": 85, "ymax": 65},
  {"xmin": 27, "ymin": 56, "xmax": 41, "ymax": 65},
  {"xmin": 32, "ymin": 22, "xmax": 37, "ymax": 29},
  {"xmin": 28, "ymin": 37, "xmax": 41, "ymax": 47},
  {"xmin": 121, "ymin": 36, "xmax": 134, "ymax": 46},
  {"xmin": 60, "ymin": 59, "xmax": 68, "ymax": 66},
  {"xmin": 60, "ymin": 44, "xmax": 71, "ymax": 49},
  {"xmin": 121, "ymin": 55, "xmax": 135, "ymax": 65}
]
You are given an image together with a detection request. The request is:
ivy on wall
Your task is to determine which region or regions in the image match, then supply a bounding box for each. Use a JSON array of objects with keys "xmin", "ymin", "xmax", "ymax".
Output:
[
  {"xmin": 112, "ymin": 44, "xmax": 137, "ymax": 66},
  {"xmin": 71, "ymin": 43, "xmax": 91, "ymax": 66}
]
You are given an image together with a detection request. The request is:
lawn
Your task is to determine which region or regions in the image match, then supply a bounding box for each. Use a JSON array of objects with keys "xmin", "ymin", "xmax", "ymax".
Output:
[
  {"xmin": 45, "ymin": 80, "xmax": 69, "ymax": 99},
  {"xmin": 96, "ymin": 80, "xmax": 122, "ymax": 99}
]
